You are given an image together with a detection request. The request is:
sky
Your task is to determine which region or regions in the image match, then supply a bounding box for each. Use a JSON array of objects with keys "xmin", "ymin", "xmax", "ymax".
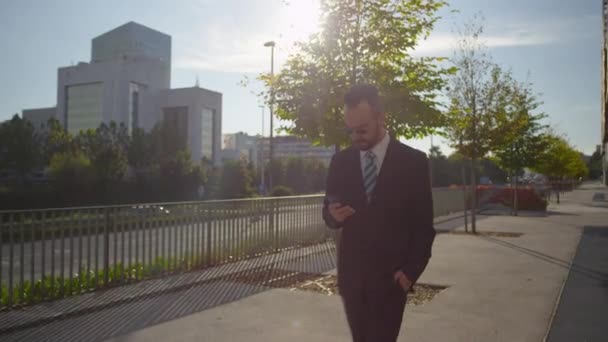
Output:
[{"xmin": 0, "ymin": 0, "xmax": 602, "ymax": 155}]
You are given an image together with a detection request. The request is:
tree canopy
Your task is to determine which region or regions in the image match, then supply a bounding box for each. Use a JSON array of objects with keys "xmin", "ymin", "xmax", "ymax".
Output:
[{"xmin": 257, "ymin": 0, "xmax": 454, "ymax": 148}]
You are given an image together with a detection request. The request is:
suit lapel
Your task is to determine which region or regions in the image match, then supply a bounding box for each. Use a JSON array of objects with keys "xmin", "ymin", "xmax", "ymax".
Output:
[{"xmin": 349, "ymin": 147, "xmax": 367, "ymax": 205}]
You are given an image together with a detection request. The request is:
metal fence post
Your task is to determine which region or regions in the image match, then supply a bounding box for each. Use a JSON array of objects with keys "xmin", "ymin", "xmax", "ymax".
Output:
[
  {"xmin": 272, "ymin": 199, "xmax": 278, "ymax": 251},
  {"xmin": 103, "ymin": 208, "xmax": 111, "ymax": 286}
]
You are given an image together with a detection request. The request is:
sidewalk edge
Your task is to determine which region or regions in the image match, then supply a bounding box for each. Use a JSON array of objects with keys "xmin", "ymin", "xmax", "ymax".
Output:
[{"xmin": 541, "ymin": 227, "xmax": 584, "ymax": 342}]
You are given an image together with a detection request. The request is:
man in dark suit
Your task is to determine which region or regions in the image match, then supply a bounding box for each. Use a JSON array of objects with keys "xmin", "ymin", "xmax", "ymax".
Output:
[{"xmin": 323, "ymin": 84, "xmax": 436, "ymax": 342}]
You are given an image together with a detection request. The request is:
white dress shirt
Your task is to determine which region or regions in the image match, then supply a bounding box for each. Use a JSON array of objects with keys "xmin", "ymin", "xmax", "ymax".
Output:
[{"xmin": 360, "ymin": 131, "xmax": 390, "ymax": 177}]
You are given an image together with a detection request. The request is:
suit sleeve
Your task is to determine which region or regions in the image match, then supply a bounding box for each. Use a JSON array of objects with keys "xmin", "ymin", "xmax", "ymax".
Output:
[
  {"xmin": 322, "ymin": 154, "xmax": 343, "ymax": 230},
  {"xmin": 401, "ymin": 153, "xmax": 436, "ymax": 283}
]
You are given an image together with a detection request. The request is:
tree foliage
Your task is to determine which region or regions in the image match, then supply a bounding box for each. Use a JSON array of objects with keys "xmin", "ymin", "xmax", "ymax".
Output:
[
  {"xmin": 492, "ymin": 78, "xmax": 547, "ymax": 176},
  {"xmin": 444, "ymin": 18, "xmax": 515, "ymax": 231},
  {"xmin": 0, "ymin": 114, "xmax": 41, "ymax": 178},
  {"xmin": 534, "ymin": 133, "xmax": 589, "ymax": 183},
  {"xmin": 217, "ymin": 159, "xmax": 256, "ymax": 199},
  {"xmin": 588, "ymin": 149, "xmax": 603, "ymax": 180},
  {"xmin": 257, "ymin": 0, "xmax": 454, "ymax": 148},
  {"xmin": 75, "ymin": 122, "xmax": 129, "ymax": 185},
  {"xmin": 41, "ymin": 118, "xmax": 73, "ymax": 165},
  {"xmin": 445, "ymin": 20, "xmax": 513, "ymax": 161},
  {"xmin": 48, "ymin": 150, "xmax": 95, "ymax": 199},
  {"xmin": 490, "ymin": 76, "xmax": 547, "ymax": 214}
]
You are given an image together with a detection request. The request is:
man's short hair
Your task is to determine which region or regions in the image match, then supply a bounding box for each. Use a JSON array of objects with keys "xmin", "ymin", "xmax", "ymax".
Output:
[{"xmin": 344, "ymin": 84, "xmax": 383, "ymax": 113}]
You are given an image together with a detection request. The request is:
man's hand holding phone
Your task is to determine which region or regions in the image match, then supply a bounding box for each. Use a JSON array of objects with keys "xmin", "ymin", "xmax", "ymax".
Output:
[{"xmin": 328, "ymin": 202, "xmax": 356, "ymax": 223}]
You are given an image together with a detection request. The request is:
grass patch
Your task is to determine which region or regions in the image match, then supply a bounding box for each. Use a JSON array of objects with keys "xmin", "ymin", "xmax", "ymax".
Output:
[{"xmin": 0, "ymin": 232, "xmax": 330, "ymax": 310}]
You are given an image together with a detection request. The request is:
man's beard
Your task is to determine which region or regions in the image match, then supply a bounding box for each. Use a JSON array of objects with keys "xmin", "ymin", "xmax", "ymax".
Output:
[
  {"xmin": 352, "ymin": 126, "xmax": 381, "ymax": 151},
  {"xmin": 353, "ymin": 140, "xmax": 373, "ymax": 151}
]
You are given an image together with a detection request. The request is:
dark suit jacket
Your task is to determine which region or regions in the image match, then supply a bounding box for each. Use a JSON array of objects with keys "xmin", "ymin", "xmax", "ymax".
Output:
[{"xmin": 323, "ymin": 137, "xmax": 435, "ymax": 287}]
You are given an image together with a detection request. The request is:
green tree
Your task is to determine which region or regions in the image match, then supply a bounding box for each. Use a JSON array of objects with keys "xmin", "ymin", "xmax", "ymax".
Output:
[
  {"xmin": 429, "ymin": 146, "xmax": 452, "ymax": 187},
  {"xmin": 257, "ymin": 0, "xmax": 453, "ymax": 150},
  {"xmin": 73, "ymin": 122, "xmax": 129, "ymax": 203},
  {"xmin": 218, "ymin": 160, "xmax": 255, "ymax": 199},
  {"xmin": 444, "ymin": 19, "xmax": 513, "ymax": 233},
  {"xmin": 534, "ymin": 134, "xmax": 588, "ymax": 203},
  {"xmin": 158, "ymin": 149, "xmax": 204, "ymax": 201},
  {"xmin": 285, "ymin": 157, "xmax": 308, "ymax": 194},
  {"xmin": 41, "ymin": 118, "xmax": 73, "ymax": 165},
  {"xmin": 204, "ymin": 165, "xmax": 222, "ymax": 200},
  {"xmin": 200, "ymin": 156, "xmax": 214, "ymax": 189},
  {"xmin": 567, "ymin": 152, "xmax": 589, "ymax": 182},
  {"xmin": 49, "ymin": 151, "xmax": 95, "ymax": 205},
  {"xmin": 309, "ymin": 159, "xmax": 328, "ymax": 193},
  {"xmin": 128, "ymin": 127, "xmax": 151, "ymax": 170},
  {"xmin": 0, "ymin": 114, "xmax": 41, "ymax": 180},
  {"xmin": 75, "ymin": 122, "xmax": 129, "ymax": 186},
  {"xmin": 588, "ymin": 149, "xmax": 603, "ymax": 180},
  {"xmin": 266, "ymin": 159, "xmax": 286, "ymax": 190},
  {"xmin": 493, "ymin": 78, "xmax": 547, "ymax": 215},
  {"xmin": 247, "ymin": 161, "xmax": 259, "ymax": 192}
]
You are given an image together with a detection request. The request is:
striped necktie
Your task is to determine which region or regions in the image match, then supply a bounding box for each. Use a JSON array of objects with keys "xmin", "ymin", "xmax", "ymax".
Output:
[{"xmin": 363, "ymin": 151, "xmax": 377, "ymax": 201}]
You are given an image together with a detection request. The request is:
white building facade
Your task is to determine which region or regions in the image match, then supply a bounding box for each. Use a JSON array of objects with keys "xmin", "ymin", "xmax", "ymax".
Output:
[{"xmin": 258, "ymin": 135, "xmax": 334, "ymax": 166}]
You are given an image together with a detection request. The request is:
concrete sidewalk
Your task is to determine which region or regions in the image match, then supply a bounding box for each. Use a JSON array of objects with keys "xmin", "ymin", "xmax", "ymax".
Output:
[{"xmin": 98, "ymin": 187, "xmax": 606, "ymax": 342}]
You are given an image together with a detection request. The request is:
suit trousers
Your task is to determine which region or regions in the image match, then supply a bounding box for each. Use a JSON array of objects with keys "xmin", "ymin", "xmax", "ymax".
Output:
[{"xmin": 340, "ymin": 275, "xmax": 408, "ymax": 342}]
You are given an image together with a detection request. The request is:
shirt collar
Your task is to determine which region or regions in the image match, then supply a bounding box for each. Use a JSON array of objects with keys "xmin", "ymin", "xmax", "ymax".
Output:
[{"xmin": 360, "ymin": 130, "xmax": 390, "ymax": 160}]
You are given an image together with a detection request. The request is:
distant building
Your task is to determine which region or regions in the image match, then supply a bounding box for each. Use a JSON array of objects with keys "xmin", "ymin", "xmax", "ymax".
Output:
[
  {"xmin": 258, "ymin": 135, "xmax": 334, "ymax": 166},
  {"xmin": 21, "ymin": 22, "xmax": 222, "ymax": 164},
  {"xmin": 221, "ymin": 132, "xmax": 259, "ymax": 165},
  {"xmin": 22, "ymin": 107, "xmax": 56, "ymax": 133}
]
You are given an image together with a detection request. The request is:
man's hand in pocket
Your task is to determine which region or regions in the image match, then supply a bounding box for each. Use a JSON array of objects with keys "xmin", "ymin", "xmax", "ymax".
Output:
[{"xmin": 394, "ymin": 271, "xmax": 412, "ymax": 293}]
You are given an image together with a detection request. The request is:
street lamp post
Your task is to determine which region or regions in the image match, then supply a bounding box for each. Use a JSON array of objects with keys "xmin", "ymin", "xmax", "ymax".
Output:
[
  {"xmin": 259, "ymin": 105, "xmax": 266, "ymax": 195},
  {"xmin": 264, "ymin": 40, "xmax": 276, "ymax": 191}
]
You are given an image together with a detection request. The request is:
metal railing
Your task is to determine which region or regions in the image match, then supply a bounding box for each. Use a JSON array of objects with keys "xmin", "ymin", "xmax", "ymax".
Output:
[
  {"xmin": 0, "ymin": 188, "xmax": 468, "ymax": 310},
  {"xmin": 0, "ymin": 195, "xmax": 329, "ymax": 310}
]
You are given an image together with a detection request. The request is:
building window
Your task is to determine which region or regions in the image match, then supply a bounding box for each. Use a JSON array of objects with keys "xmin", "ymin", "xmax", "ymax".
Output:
[
  {"xmin": 66, "ymin": 82, "xmax": 104, "ymax": 135},
  {"xmin": 162, "ymin": 106, "xmax": 189, "ymax": 153},
  {"xmin": 129, "ymin": 83, "xmax": 140, "ymax": 133},
  {"xmin": 201, "ymin": 108, "xmax": 214, "ymax": 160}
]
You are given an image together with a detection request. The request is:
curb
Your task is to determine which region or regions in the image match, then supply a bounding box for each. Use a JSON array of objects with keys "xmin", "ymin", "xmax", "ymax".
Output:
[{"xmin": 541, "ymin": 226, "xmax": 584, "ymax": 342}]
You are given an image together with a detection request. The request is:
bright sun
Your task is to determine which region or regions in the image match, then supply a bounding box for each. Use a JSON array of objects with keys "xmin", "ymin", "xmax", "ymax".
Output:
[{"xmin": 278, "ymin": 0, "xmax": 322, "ymax": 45}]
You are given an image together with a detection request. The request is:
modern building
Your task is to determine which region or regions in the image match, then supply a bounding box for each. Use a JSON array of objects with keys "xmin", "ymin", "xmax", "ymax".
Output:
[
  {"xmin": 603, "ymin": 0, "xmax": 608, "ymax": 185},
  {"xmin": 152, "ymin": 87, "xmax": 221, "ymax": 163},
  {"xmin": 22, "ymin": 22, "xmax": 222, "ymax": 164},
  {"xmin": 22, "ymin": 107, "xmax": 56, "ymax": 133},
  {"xmin": 257, "ymin": 135, "xmax": 334, "ymax": 166}
]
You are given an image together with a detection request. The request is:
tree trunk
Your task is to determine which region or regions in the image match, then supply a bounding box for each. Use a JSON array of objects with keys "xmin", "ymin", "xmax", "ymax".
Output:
[
  {"xmin": 470, "ymin": 158, "xmax": 477, "ymax": 234},
  {"xmin": 508, "ymin": 171, "xmax": 514, "ymax": 215},
  {"xmin": 513, "ymin": 173, "xmax": 519, "ymax": 216},
  {"xmin": 461, "ymin": 160, "xmax": 468, "ymax": 233}
]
